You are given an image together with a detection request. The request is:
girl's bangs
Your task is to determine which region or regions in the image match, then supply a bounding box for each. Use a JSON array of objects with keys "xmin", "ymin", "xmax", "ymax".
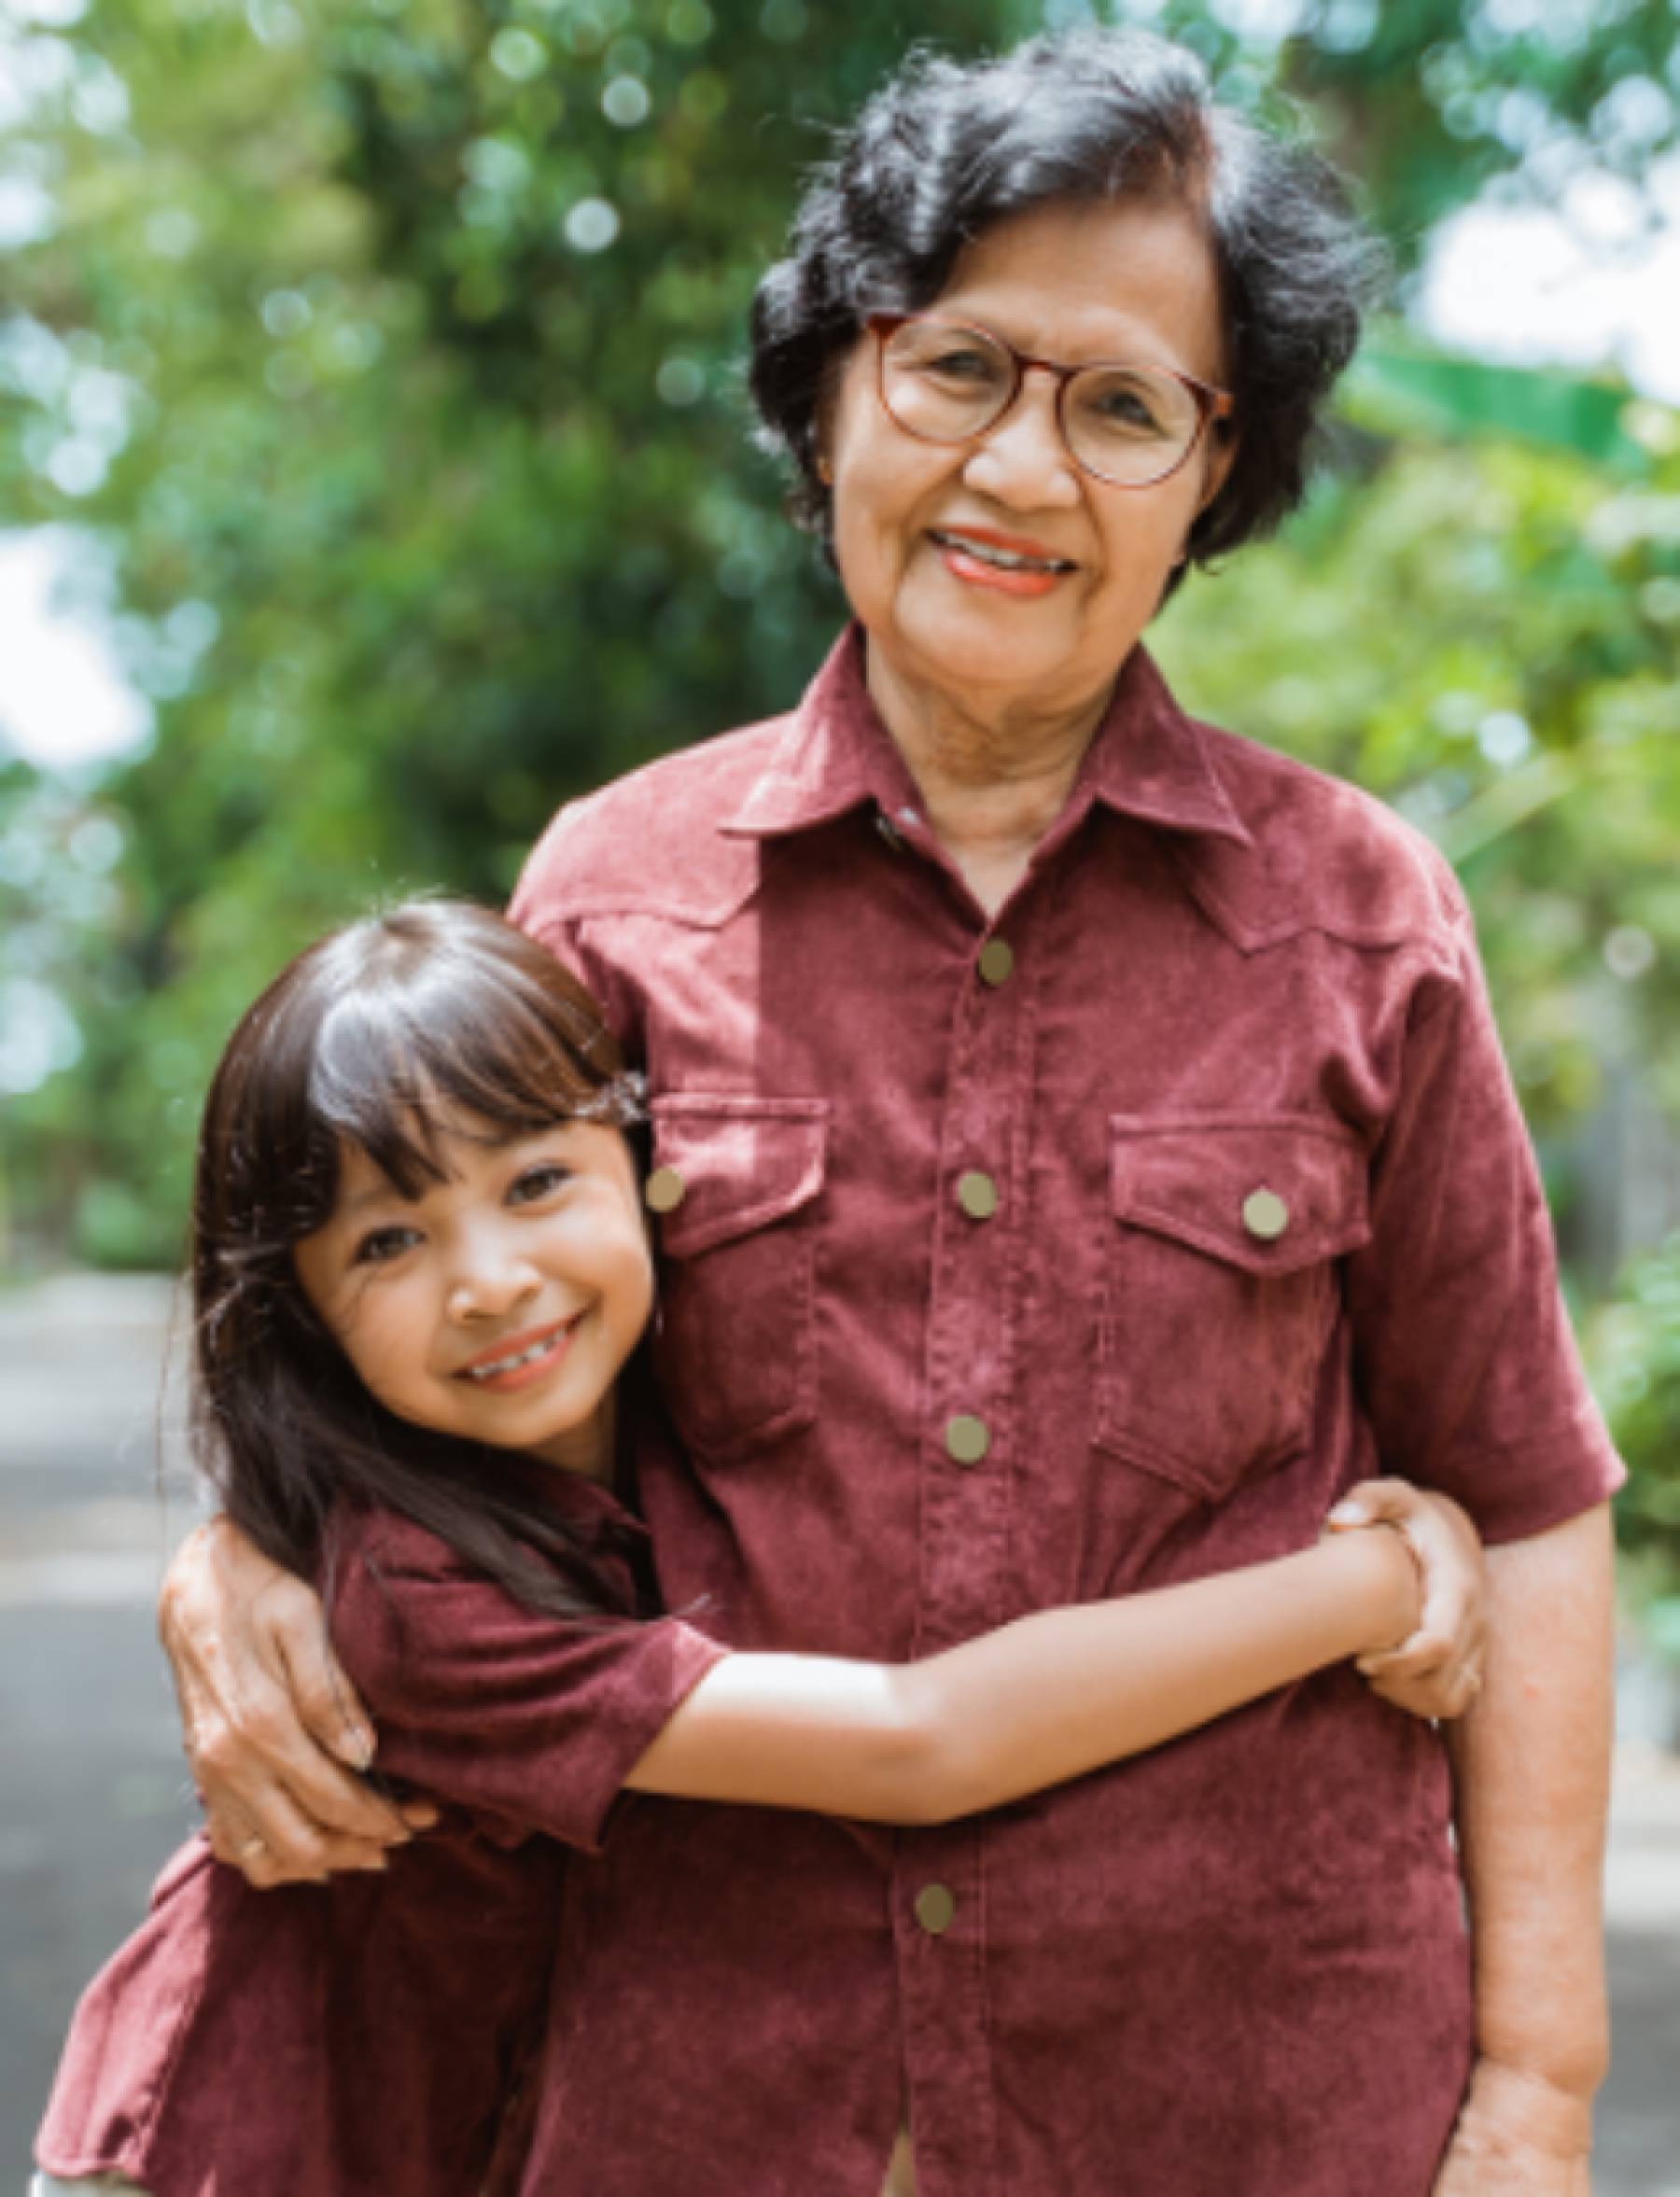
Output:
[{"xmin": 308, "ymin": 971, "xmax": 611, "ymax": 1198}]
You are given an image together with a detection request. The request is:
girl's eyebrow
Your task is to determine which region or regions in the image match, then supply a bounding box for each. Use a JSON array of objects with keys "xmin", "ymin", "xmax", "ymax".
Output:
[
  {"xmin": 336, "ymin": 1176, "xmax": 415, "ymax": 1218},
  {"xmin": 331, "ymin": 1121, "xmax": 585, "ymax": 1220}
]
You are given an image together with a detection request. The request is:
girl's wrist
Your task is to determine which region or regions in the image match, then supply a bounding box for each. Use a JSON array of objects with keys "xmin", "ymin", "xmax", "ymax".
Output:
[
  {"xmin": 1365, "ymin": 1518, "xmax": 1424, "ymax": 1649},
  {"xmin": 1325, "ymin": 1516, "xmax": 1422, "ymax": 1652}
]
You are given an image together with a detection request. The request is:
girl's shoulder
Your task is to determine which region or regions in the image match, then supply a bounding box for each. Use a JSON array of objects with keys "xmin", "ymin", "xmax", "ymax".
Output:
[
  {"xmin": 320, "ymin": 1469, "xmax": 655, "ymax": 1710},
  {"xmin": 331, "ymin": 1502, "xmax": 479, "ymax": 1584},
  {"xmin": 328, "ymin": 1459, "xmax": 649, "ymax": 1588}
]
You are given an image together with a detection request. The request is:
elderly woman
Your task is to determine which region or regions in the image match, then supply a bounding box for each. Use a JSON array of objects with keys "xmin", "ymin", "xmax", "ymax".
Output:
[{"xmin": 159, "ymin": 29, "xmax": 1619, "ymax": 2197}]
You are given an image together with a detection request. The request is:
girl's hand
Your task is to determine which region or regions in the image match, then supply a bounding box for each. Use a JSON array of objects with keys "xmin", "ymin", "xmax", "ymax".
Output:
[{"xmin": 1325, "ymin": 1478, "xmax": 1487, "ymax": 1721}]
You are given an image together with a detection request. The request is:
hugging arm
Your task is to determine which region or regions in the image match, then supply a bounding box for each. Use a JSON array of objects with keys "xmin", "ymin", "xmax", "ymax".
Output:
[
  {"xmin": 160, "ymin": 1478, "xmax": 1481, "ymax": 1876},
  {"xmin": 624, "ymin": 1488, "xmax": 1457, "ymax": 1821},
  {"xmin": 160, "ymin": 1519, "xmax": 433, "ymax": 1882}
]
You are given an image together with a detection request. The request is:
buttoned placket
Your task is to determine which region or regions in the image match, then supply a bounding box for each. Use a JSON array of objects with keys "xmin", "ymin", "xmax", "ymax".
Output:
[{"xmin": 869, "ymin": 807, "xmax": 1074, "ymax": 2197}]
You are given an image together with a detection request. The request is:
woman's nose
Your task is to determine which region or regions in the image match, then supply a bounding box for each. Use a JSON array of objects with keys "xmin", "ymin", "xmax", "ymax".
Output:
[{"xmin": 962, "ymin": 368, "xmax": 1082, "ymax": 510}]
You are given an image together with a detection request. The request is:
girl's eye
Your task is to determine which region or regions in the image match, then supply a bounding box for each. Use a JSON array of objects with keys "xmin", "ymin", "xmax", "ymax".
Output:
[
  {"xmin": 509, "ymin": 1163, "xmax": 570, "ymax": 1207},
  {"xmin": 354, "ymin": 1225, "xmax": 421, "ymax": 1266}
]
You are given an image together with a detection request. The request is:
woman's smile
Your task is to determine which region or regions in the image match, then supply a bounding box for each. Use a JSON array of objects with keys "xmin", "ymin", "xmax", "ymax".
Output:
[{"xmin": 928, "ymin": 524, "xmax": 1078, "ymax": 596}]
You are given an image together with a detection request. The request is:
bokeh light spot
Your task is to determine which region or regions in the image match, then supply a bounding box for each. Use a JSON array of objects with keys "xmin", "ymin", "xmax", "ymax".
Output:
[
  {"xmin": 565, "ymin": 197, "xmax": 621, "ymax": 252},
  {"xmin": 657, "ymin": 355, "xmax": 705, "ymax": 406},
  {"xmin": 1605, "ymin": 926, "xmax": 1658, "ymax": 982},
  {"xmin": 603, "ymin": 76, "xmax": 650, "ymax": 127}
]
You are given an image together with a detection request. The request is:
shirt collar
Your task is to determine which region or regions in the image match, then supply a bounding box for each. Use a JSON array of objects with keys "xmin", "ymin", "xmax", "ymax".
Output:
[
  {"xmin": 721, "ymin": 626, "xmax": 917, "ymax": 840},
  {"xmin": 722, "ymin": 623, "xmax": 1253, "ymax": 849}
]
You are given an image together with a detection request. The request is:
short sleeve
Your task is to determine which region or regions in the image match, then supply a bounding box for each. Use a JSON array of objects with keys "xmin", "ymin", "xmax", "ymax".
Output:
[
  {"xmin": 1345, "ymin": 909, "xmax": 1624, "ymax": 1543},
  {"xmin": 331, "ymin": 1553, "xmax": 728, "ymax": 1854}
]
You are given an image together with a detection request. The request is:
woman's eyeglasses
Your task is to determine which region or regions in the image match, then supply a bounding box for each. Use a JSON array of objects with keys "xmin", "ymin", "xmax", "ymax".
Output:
[{"xmin": 866, "ymin": 312, "xmax": 1234, "ymax": 491}]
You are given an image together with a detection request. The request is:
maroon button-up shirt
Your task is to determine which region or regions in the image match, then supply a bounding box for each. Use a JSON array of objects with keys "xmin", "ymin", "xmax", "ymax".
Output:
[{"xmin": 511, "ymin": 628, "xmax": 1622, "ymax": 2197}]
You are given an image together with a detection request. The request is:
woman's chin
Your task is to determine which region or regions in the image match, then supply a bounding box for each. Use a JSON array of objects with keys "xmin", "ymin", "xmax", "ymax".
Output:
[{"xmin": 889, "ymin": 588, "xmax": 1092, "ymax": 703}]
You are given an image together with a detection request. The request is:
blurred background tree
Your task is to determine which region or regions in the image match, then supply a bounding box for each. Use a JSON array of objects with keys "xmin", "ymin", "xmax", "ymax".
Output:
[{"xmin": 3, "ymin": 0, "xmax": 1680, "ymax": 1598}]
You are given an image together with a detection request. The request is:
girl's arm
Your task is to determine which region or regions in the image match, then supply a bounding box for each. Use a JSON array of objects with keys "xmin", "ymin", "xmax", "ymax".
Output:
[{"xmin": 624, "ymin": 1484, "xmax": 1477, "ymax": 1824}]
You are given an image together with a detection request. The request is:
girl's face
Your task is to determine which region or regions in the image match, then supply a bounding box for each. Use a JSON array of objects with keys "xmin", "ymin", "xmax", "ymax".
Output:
[{"xmin": 293, "ymin": 1115, "xmax": 653, "ymax": 1484}]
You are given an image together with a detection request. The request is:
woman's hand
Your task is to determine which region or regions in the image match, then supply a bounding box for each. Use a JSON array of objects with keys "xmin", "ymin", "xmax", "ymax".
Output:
[
  {"xmin": 1431, "ymin": 2057, "xmax": 1594, "ymax": 2194},
  {"xmin": 1325, "ymin": 1478, "xmax": 1487, "ymax": 1721},
  {"xmin": 160, "ymin": 1516, "xmax": 433, "ymax": 1884}
]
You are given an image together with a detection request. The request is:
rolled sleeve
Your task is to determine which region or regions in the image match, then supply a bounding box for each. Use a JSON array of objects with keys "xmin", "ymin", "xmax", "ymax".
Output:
[{"xmin": 1347, "ymin": 909, "xmax": 1624, "ymax": 1543}]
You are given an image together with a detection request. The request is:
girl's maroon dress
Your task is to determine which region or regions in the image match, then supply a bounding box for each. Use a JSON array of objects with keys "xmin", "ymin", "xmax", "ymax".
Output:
[{"xmin": 35, "ymin": 1471, "xmax": 725, "ymax": 2197}]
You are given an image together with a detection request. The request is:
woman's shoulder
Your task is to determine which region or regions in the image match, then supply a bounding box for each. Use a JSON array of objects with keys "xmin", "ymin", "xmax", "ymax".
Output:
[
  {"xmin": 513, "ymin": 713, "xmax": 791, "ymax": 932},
  {"xmin": 322, "ymin": 1472, "xmax": 647, "ymax": 1684},
  {"xmin": 1178, "ymin": 713, "xmax": 1469, "ymax": 964}
]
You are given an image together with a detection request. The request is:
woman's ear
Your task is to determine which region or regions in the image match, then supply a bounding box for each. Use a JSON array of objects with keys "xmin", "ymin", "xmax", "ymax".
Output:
[
  {"xmin": 1196, "ymin": 425, "xmax": 1239, "ymax": 519},
  {"xmin": 812, "ymin": 348, "xmax": 854, "ymax": 488}
]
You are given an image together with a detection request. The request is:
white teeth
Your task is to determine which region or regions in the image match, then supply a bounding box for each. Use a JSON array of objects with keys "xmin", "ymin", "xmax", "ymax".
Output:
[
  {"xmin": 933, "ymin": 531, "xmax": 1070, "ymax": 574},
  {"xmin": 467, "ymin": 1331, "xmax": 564, "ymax": 1381}
]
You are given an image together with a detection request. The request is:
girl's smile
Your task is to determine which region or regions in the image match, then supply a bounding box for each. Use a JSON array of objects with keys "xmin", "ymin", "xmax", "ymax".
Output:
[
  {"xmin": 294, "ymin": 1116, "xmax": 654, "ymax": 1485},
  {"xmin": 455, "ymin": 1314, "xmax": 583, "ymax": 1391}
]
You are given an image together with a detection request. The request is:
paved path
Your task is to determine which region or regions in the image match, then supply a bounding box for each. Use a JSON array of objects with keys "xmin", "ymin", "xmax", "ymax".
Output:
[{"xmin": 3, "ymin": 1275, "xmax": 1678, "ymax": 2190}]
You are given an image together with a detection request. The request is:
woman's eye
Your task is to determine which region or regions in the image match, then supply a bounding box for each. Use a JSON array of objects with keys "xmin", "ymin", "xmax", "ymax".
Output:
[
  {"xmin": 1099, "ymin": 391, "xmax": 1158, "ymax": 429},
  {"xmin": 1084, "ymin": 377, "xmax": 1172, "ymax": 437},
  {"xmin": 354, "ymin": 1226, "xmax": 421, "ymax": 1266},
  {"xmin": 509, "ymin": 1163, "xmax": 570, "ymax": 1207},
  {"xmin": 920, "ymin": 346, "xmax": 1002, "ymax": 386}
]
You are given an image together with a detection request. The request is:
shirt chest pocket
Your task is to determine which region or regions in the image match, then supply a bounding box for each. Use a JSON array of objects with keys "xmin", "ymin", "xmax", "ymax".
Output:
[
  {"xmin": 648, "ymin": 1096, "xmax": 830, "ymax": 1464},
  {"xmin": 1095, "ymin": 1113, "xmax": 1371, "ymax": 1504}
]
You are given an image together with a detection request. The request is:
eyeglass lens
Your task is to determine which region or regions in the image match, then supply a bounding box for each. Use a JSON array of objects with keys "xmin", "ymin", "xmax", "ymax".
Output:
[{"xmin": 880, "ymin": 319, "xmax": 1204, "ymax": 487}]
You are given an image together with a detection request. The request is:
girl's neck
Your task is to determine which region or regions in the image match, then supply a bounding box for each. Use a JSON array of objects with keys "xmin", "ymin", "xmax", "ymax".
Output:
[
  {"xmin": 535, "ymin": 1390, "xmax": 617, "ymax": 1488},
  {"xmin": 865, "ymin": 643, "xmax": 1113, "ymax": 917}
]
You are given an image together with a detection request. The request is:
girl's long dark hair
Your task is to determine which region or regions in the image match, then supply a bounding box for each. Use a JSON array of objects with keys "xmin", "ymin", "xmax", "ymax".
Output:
[{"xmin": 190, "ymin": 901, "xmax": 647, "ymax": 1623}]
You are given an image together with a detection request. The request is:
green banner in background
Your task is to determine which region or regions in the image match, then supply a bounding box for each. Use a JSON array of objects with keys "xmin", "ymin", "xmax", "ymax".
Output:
[{"xmin": 1344, "ymin": 339, "xmax": 1667, "ymax": 474}]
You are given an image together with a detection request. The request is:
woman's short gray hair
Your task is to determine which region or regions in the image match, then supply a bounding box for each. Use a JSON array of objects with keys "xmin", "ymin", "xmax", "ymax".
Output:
[{"xmin": 748, "ymin": 29, "xmax": 1388, "ymax": 590}]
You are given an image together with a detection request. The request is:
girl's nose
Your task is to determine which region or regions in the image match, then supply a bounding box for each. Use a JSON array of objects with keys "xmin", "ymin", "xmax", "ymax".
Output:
[{"xmin": 446, "ymin": 1241, "xmax": 541, "ymax": 1324}]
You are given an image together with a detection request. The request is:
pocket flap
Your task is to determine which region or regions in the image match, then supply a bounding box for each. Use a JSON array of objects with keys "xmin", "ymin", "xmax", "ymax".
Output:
[
  {"xmin": 650, "ymin": 1096, "xmax": 831, "ymax": 1258},
  {"xmin": 1109, "ymin": 1112, "xmax": 1370, "ymax": 1278}
]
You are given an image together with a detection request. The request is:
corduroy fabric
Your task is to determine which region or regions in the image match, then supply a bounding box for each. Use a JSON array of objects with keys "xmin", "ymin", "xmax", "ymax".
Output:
[
  {"xmin": 511, "ymin": 626, "xmax": 1623, "ymax": 2197},
  {"xmin": 36, "ymin": 1472, "xmax": 727, "ymax": 2197}
]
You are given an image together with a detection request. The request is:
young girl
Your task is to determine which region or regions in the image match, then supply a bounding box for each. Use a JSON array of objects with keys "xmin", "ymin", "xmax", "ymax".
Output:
[{"xmin": 35, "ymin": 902, "xmax": 1481, "ymax": 2197}]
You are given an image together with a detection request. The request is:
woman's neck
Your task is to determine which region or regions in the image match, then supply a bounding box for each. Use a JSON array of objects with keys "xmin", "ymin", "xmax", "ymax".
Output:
[{"xmin": 865, "ymin": 642, "xmax": 1114, "ymax": 917}]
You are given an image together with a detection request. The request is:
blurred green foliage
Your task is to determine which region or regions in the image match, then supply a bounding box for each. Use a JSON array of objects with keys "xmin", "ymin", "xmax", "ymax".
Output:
[{"xmin": 4, "ymin": 0, "xmax": 1680, "ymax": 1587}]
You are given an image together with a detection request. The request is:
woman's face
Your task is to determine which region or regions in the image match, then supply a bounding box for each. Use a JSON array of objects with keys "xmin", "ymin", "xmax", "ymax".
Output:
[{"xmin": 822, "ymin": 194, "xmax": 1237, "ymax": 725}]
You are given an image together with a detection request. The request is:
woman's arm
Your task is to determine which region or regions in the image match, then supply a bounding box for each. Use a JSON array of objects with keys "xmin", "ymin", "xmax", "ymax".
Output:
[{"xmin": 625, "ymin": 1491, "xmax": 1470, "ymax": 1824}]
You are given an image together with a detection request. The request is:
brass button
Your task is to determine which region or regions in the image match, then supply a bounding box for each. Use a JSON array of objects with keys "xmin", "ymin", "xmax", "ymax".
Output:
[
  {"xmin": 915, "ymin": 1883, "xmax": 956, "ymax": 1936},
  {"xmin": 958, "ymin": 1170, "xmax": 999, "ymax": 1221},
  {"xmin": 1241, "ymin": 1188, "xmax": 1289, "ymax": 1241},
  {"xmin": 945, "ymin": 1415, "xmax": 990, "ymax": 1466},
  {"xmin": 977, "ymin": 939, "xmax": 1015, "ymax": 987},
  {"xmin": 645, "ymin": 1167, "xmax": 686, "ymax": 1215}
]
